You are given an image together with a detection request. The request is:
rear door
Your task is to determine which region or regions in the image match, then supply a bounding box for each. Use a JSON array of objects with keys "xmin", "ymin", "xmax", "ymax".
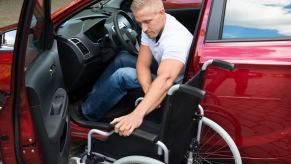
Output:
[
  {"xmin": 12, "ymin": 0, "xmax": 70, "ymax": 163},
  {"xmin": 193, "ymin": 0, "xmax": 291, "ymax": 163}
]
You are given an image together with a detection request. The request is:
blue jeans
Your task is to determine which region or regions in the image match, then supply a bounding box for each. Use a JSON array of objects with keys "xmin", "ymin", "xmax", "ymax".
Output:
[{"xmin": 81, "ymin": 51, "xmax": 158, "ymax": 121}]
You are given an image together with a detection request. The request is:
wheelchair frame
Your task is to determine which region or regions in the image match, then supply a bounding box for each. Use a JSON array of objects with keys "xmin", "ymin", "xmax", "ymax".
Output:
[{"xmin": 69, "ymin": 60, "xmax": 242, "ymax": 164}]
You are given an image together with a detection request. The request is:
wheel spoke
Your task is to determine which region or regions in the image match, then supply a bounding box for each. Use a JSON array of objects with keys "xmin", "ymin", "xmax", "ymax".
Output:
[
  {"xmin": 198, "ymin": 155, "xmax": 228, "ymax": 164},
  {"xmin": 199, "ymin": 126, "xmax": 217, "ymax": 150},
  {"xmin": 190, "ymin": 118, "xmax": 240, "ymax": 164}
]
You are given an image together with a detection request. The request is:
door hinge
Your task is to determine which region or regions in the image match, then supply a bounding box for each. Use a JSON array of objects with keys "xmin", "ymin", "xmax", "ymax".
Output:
[{"xmin": 0, "ymin": 91, "xmax": 8, "ymax": 110}]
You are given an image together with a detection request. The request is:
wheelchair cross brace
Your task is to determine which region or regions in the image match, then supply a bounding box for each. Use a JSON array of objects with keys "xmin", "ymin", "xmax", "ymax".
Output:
[{"xmin": 86, "ymin": 129, "xmax": 169, "ymax": 164}]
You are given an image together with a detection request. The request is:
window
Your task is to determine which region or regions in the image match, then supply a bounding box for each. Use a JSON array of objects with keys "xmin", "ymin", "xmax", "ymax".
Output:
[
  {"xmin": 222, "ymin": 0, "xmax": 291, "ymax": 39},
  {"xmin": 1, "ymin": 30, "xmax": 16, "ymax": 47},
  {"xmin": 0, "ymin": 0, "xmax": 23, "ymax": 50},
  {"xmin": 25, "ymin": 0, "xmax": 45, "ymax": 69}
]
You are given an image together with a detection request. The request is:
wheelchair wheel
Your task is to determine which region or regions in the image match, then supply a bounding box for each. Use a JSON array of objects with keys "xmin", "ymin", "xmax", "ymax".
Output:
[
  {"xmin": 113, "ymin": 155, "xmax": 164, "ymax": 164},
  {"xmin": 191, "ymin": 117, "xmax": 242, "ymax": 164}
]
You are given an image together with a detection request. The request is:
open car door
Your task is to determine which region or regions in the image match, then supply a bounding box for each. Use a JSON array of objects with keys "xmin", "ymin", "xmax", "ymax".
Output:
[{"xmin": 6, "ymin": 0, "xmax": 70, "ymax": 163}]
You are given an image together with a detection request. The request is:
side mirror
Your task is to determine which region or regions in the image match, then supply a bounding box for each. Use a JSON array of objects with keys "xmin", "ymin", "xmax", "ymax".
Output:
[{"xmin": 0, "ymin": 30, "xmax": 17, "ymax": 48}]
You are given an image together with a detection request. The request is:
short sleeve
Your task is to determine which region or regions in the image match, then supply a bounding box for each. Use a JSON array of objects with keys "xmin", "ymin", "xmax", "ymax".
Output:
[{"xmin": 161, "ymin": 34, "xmax": 193, "ymax": 64}]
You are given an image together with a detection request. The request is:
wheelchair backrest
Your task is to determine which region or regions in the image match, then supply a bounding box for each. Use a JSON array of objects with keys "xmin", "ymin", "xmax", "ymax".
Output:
[{"xmin": 159, "ymin": 84, "xmax": 205, "ymax": 164}]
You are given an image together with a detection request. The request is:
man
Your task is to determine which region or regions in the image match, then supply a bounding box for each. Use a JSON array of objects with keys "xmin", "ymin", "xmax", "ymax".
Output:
[{"xmin": 80, "ymin": 0, "xmax": 193, "ymax": 136}]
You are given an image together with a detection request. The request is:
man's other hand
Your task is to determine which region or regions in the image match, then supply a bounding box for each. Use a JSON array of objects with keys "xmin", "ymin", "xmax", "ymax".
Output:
[{"xmin": 110, "ymin": 112, "xmax": 144, "ymax": 136}]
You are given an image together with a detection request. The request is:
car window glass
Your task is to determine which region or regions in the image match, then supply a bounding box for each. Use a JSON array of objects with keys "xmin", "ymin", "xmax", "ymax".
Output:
[
  {"xmin": 222, "ymin": 0, "xmax": 291, "ymax": 39},
  {"xmin": 25, "ymin": 0, "xmax": 45, "ymax": 70},
  {"xmin": 51, "ymin": 0, "xmax": 73, "ymax": 14},
  {"xmin": 1, "ymin": 30, "xmax": 16, "ymax": 47}
]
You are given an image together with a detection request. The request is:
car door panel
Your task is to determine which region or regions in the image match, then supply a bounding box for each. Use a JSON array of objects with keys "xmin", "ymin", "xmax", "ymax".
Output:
[
  {"xmin": 25, "ymin": 40, "xmax": 70, "ymax": 164},
  {"xmin": 0, "ymin": 51, "xmax": 11, "ymax": 109},
  {"xmin": 200, "ymin": 41, "xmax": 291, "ymax": 159},
  {"xmin": 192, "ymin": 0, "xmax": 291, "ymax": 162},
  {"xmin": 1, "ymin": 0, "xmax": 94, "ymax": 163},
  {"xmin": 0, "ymin": 49, "xmax": 13, "ymax": 93}
]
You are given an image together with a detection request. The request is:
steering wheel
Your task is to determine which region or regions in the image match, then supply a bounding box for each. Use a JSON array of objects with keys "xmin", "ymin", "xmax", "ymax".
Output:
[{"xmin": 112, "ymin": 10, "xmax": 139, "ymax": 55}]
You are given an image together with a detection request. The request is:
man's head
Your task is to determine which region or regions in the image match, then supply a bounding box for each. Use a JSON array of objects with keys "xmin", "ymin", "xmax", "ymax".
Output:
[{"xmin": 131, "ymin": 0, "xmax": 166, "ymax": 39}]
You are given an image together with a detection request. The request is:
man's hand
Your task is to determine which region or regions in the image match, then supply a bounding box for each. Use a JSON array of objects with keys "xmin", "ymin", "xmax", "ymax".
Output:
[{"xmin": 110, "ymin": 112, "xmax": 144, "ymax": 136}]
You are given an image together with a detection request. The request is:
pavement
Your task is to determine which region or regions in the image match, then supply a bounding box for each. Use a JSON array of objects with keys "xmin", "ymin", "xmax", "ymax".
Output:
[
  {"xmin": 0, "ymin": 0, "xmax": 72, "ymax": 28},
  {"xmin": 0, "ymin": 0, "xmax": 22, "ymax": 28}
]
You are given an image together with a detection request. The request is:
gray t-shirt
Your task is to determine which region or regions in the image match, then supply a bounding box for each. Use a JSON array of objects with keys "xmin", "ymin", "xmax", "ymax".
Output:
[{"xmin": 141, "ymin": 13, "xmax": 193, "ymax": 83}]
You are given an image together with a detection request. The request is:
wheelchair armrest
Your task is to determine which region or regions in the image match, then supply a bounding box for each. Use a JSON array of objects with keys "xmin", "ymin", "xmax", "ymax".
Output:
[
  {"xmin": 133, "ymin": 128, "xmax": 159, "ymax": 143},
  {"xmin": 103, "ymin": 122, "xmax": 159, "ymax": 143},
  {"xmin": 179, "ymin": 84, "xmax": 206, "ymax": 99},
  {"xmin": 168, "ymin": 84, "xmax": 206, "ymax": 99}
]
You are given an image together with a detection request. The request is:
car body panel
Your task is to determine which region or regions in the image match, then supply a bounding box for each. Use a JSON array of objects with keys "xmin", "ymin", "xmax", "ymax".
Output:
[
  {"xmin": 0, "ymin": 24, "xmax": 18, "ymax": 34},
  {"xmin": 0, "ymin": 27, "xmax": 16, "ymax": 94},
  {"xmin": 202, "ymin": 41, "xmax": 291, "ymax": 65},
  {"xmin": 1, "ymin": 0, "xmax": 291, "ymax": 163},
  {"xmin": 0, "ymin": 51, "xmax": 12, "ymax": 93},
  {"xmin": 192, "ymin": 0, "xmax": 291, "ymax": 162}
]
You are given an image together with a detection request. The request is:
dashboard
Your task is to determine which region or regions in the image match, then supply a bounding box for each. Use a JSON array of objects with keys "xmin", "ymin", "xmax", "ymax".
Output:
[{"xmin": 55, "ymin": 7, "xmax": 138, "ymax": 93}]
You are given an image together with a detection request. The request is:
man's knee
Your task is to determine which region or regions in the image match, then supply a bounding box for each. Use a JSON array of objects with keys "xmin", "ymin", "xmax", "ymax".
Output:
[
  {"xmin": 113, "ymin": 68, "xmax": 139, "ymax": 87},
  {"xmin": 114, "ymin": 52, "xmax": 130, "ymax": 62},
  {"xmin": 115, "ymin": 67, "xmax": 136, "ymax": 79}
]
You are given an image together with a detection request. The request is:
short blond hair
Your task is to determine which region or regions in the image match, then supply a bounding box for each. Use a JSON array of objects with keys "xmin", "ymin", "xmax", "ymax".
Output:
[{"xmin": 130, "ymin": 0, "xmax": 164, "ymax": 13}]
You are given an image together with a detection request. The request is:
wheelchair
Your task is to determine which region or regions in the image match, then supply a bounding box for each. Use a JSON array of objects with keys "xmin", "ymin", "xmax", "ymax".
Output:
[{"xmin": 69, "ymin": 60, "xmax": 242, "ymax": 164}]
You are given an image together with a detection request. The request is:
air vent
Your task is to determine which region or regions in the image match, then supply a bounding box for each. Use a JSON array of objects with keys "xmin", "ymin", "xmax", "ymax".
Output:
[
  {"xmin": 70, "ymin": 38, "xmax": 79, "ymax": 43},
  {"xmin": 76, "ymin": 43, "xmax": 89, "ymax": 55}
]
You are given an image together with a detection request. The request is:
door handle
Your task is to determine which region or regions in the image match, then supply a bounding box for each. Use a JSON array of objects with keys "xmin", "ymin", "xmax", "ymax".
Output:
[
  {"xmin": 50, "ymin": 94, "xmax": 65, "ymax": 115},
  {"xmin": 50, "ymin": 88, "xmax": 67, "ymax": 116}
]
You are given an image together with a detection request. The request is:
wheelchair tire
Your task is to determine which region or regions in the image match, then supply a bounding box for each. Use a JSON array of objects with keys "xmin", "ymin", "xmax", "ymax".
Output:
[
  {"xmin": 113, "ymin": 155, "xmax": 164, "ymax": 164},
  {"xmin": 191, "ymin": 117, "xmax": 242, "ymax": 164}
]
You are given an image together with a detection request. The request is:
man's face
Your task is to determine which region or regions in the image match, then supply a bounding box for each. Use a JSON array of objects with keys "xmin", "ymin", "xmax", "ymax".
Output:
[{"xmin": 133, "ymin": 7, "xmax": 165, "ymax": 39}]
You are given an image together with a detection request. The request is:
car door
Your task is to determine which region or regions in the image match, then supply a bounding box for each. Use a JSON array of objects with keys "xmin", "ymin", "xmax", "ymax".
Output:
[
  {"xmin": 23, "ymin": 0, "xmax": 71, "ymax": 163},
  {"xmin": 191, "ymin": 0, "xmax": 291, "ymax": 163},
  {"xmin": 1, "ymin": 0, "xmax": 70, "ymax": 163}
]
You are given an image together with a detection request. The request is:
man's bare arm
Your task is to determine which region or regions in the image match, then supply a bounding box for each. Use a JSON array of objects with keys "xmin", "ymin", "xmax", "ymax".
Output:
[
  {"xmin": 111, "ymin": 59, "xmax": 184, "ymax": 136},
  {"xmin": 134, "ymin": 59, "xmax": 184, "ymax": 116},
  {"xmin": 136, "ymin": 45, "xmax": 153, "ymax": 94}
]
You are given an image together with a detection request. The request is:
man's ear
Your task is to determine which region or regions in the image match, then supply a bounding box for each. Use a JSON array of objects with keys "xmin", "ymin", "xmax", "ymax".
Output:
[{"xmin": 159, "ymin": 8, "xmax": 165, "ymax": 14}]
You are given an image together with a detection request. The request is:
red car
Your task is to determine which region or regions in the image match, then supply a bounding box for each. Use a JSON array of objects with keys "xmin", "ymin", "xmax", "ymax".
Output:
[{"xmin": 0, "ymin": 0, "xmax": 291, "ymax": 163}]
